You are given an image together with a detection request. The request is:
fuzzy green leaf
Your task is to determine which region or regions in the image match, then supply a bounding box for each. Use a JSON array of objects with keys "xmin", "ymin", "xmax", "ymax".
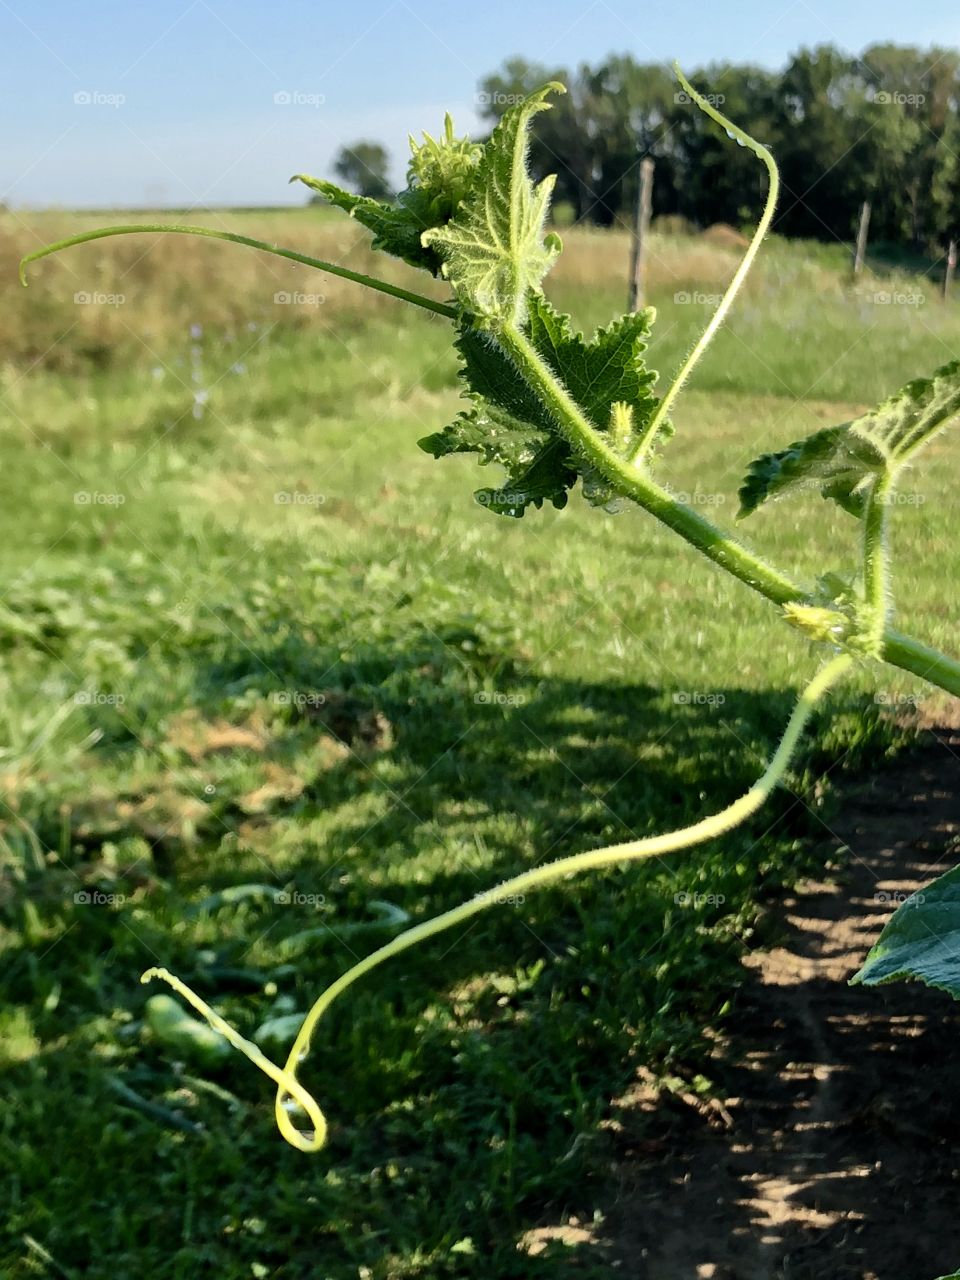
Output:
[
  {"xmin": 852, "ymin": 862, "xmax": 960, "ymax": 997},
  {"xmin": 292, "ymin": 115, "xmax": 482, "ymax": 276},
  {"xmin": 738, "ymin": 360, "xmax": 960, "ymax": 519},
  {"xmin": 527, "ymin": 295, "xmax": 660, "ymax": 433},
  {"xmin": 421, "ymin": 84, "xmax": 564, "ymax": 325},
  {"xmin": 420, "ymin": 403, "xmax": 575, "ymax": 519},
  {"xmin": 738, "ymin": 424, "xmax": 880, "ymax": 519},
  {"xmin": 419, "ymin": 297, "xmax": 661, "ymax": 518},
  {"xmin": 854, "ymin": 358, "xmax": 960, "ymax": 464},
  {"xmin": 292, "ymin": 175, "xmax": 439, "ymax": 273}
]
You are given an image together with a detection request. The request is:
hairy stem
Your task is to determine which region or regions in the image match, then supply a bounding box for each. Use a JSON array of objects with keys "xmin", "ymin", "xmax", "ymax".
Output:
[
  {"xmin": 629, "ymin": 67, "xmax": 780, "ymax": 461},
  {"xmin": 18, "ymin": 227, "xmax": 960, "ymax": 695},
  {"xmin": 861, "ymin": 473, "xmax": 893, "ymax": 653},
  {"xmin": 143, "ymin": 652, "xmax": 852, "ymax": 1152},
  {"xmin": 19, "ymin": 225, "xmax": 458, "ymax": 319},
  {"xmin": 497, "ymin": 321, "xmax": 960, "ymax": 696},
  {"xmin": 500, "ymin": 323, "xmax": 801, "ymax": 601}
]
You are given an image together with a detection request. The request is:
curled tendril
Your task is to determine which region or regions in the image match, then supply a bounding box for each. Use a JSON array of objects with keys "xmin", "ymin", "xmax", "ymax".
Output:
[
  {"xmin": 628, "ymin": 65, "xmax": 781, "ymax": 461},
  {"xmin": 142, "ymin": 652, "xmax": 851, "ymax": 1152}
]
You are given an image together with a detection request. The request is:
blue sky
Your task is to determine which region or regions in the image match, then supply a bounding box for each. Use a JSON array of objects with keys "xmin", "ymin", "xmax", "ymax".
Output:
[{"xmin": 2, "ymin": 0, "xmax": 959, "ymax": 207}]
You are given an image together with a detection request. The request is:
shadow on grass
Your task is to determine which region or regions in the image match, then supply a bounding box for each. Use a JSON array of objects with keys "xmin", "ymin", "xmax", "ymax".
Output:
[{"xmin": 0, "ymin": 627, "xmax": 895, "ymax": 1280}]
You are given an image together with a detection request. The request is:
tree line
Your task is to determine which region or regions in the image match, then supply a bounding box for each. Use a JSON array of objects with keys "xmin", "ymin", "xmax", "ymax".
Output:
[
  {"xmin": 329, "ymin": 45, "xmax": 960, "ymax": 254},
  {"xmin": 478, "ymin": 47, "xmax": 960, "ymax": 251}
]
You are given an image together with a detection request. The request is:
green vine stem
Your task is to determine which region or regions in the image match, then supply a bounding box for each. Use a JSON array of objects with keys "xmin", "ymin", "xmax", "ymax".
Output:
[
  {"xmin": 18, "ymin": 224, "xmax": 458, "ymax": 319},
  {"xmin": 21, "ymin": 69, "xmax": 957, "ymax": 1161},
  {"xmin": 630, "ymin": 66, "xmax": 780, "ymax": 458},
  {"xmin": 19, "ymin": 233, "xmax": 960, "ymax": 695},
  {"xmin": 860, "ymin": 473, "xmax": 893, "ymax": 654},
  {"xmin": 143, "ymin": 651, "xmax": 852, "ymax": 1152},
  {"xmin": 496, "ymin": 320, "xmax": 960, "ymax": 693}
]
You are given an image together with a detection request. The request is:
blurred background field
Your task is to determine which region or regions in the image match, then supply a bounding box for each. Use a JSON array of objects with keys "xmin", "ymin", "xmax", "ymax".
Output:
[{"xmin": 1, "ymin": 208, "xmax": 959, "ymax": 1279}]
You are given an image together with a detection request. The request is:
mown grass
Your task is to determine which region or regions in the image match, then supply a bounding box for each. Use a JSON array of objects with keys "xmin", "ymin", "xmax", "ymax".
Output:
[{"xmin": 0, "ymin": 210, "xmax": 958, "ymax": 1279}]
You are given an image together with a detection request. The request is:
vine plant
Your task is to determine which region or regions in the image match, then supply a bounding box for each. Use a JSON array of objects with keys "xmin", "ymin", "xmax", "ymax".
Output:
[{"xmin": 21, "ymin": 69, "xmax": 960, "ymax": 1194}]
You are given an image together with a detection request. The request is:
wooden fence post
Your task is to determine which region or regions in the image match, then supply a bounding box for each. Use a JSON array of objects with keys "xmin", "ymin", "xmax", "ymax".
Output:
[
  {"xmin": 944, "ymin": 239, "xmax": 957, "ymax": 300},
  {"xmin": 853, "ymin": 200, "xmax": 871, "ymax": 276},
  {"xmin": 628, "ymin": 157, "xmax": 655, "ymax": 312}
]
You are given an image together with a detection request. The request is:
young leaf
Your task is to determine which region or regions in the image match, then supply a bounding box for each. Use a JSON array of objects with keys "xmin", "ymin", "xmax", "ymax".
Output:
[
  {"xmin": 292, "ymin": 175, "xmax": 439, "ymax": 273},
  {"xmin": 293, "ymin": 115, "xmax": 482, "ymax": 276},
  {"xmin": 738, "ymin": 359, "xmax": 960, "ymax": 519},
  {"xmin": 405, "ymin": 114, "xmax": 483, "ymax": 226},
  {"xmin": 852, "ymin": 862, "xmax": 960, "ymax": 997},
  {"xmin": 420, "ymin": 405, "xmax": 575, "ymax": 519},
  {"xmin": 419, "ymin": 298, "xmax": 662, "ymax": 518},
  {"xmin": 421, "ymin": 84, "xmax": 564, "ymax": 326}
]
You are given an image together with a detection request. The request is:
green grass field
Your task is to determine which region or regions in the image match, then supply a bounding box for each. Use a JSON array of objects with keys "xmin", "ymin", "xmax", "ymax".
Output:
[{"xmin": 1, "ymin": 209, "xmax": 958, "ymax": 1279}]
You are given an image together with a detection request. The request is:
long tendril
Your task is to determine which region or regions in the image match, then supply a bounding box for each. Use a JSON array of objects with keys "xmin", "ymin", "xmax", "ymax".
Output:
[
  {"xmin": 630, "ymin": 65, "xmax": 781, "ymax": 463},
  {"xmin": 143, "ymin": 652, "xmax": 851, "ymax": 1152},
  {"xmin": 19, "ymin": 224, "xmax": 457, "ymax": 319}
]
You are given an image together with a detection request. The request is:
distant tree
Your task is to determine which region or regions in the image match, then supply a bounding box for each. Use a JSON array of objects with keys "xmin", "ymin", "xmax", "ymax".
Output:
[
  {"xmin": 860, "ymin": 44, "xmax": 960, "ymax": 246},
  {"xmin": 479, "ymin": 56, "xmax": 679, "ymax": 227},
  {"xmin": 932, "ymin": 113, "xmax": 960, "ymax": 242},
  {"xmin": 580, "ymin": 56, "xmax": 677, "ymax": 225},
  {"xmin": 478, "ymin": 57, "xmax": 593, "ymax": 221},
  {"xmin": 667, "ymin": 62, "xmax": 782, "ymax": 228},
  {"xmin": 477, "ymin": 44, "xmax": 960, "ymax": 249},
  {"xmin": 332, "ymin": 141, "xmax": 392, "ymax": 200}
]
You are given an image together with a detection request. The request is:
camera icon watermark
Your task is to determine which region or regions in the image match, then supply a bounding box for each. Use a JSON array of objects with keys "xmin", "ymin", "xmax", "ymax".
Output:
[
  {"xmin": 273, "ymin": 889, "xmax": 326, "ymax": 908},
  {"xmin": 74, "ymin": 291, "xmax": 125, "ymax": 307},
  {"xmin": 74, "ymin": 491, "xmax": 126, "ymax": 506},
  {"xmin": 674, "ymin": 90, "xmax": 725, "ymax": 106},
  {"xmin": 73, "ymin": 690, "xmax": 125, "ymax": 706},
  {"xmin": 474, "ymin": 690, "xmax": 526, "ymax": 707},
  {"xmin": 274, "ymin": 491, "xmax": 326, "ymax": 506},
  {"xmin": 271, "ymin": 690, "xmax": 327, "ymax": 709},
  {"xmin": 476, "ymin": 489, "xmax": 528, "ymax": 508},
  {"xmin": 473, "ymin": 885, "xmax": 526, "ymax": 907},
  {"xmin": 674, "ymin": 290, "xmax": 723, "ymax": 306},
  {"xmin": 874, "ymin": 490, "xmax": 926, "ymax": 507},
  {"xmin": 73, "ymin": 90, "xmax": 125, "ymax": 108},
  {"xmin": 273, "ymin": 90, "xmax": 326, "ymax": 107},
  {"xmin": 674, "ymin": 891, "xmax": 726, "ymax": 906},
  {"xmin": 273, "ymin": 290, "xmax": 326, "ymax": 306},
  {"xmin": 872, "ymin": 290, "xmax": 925, "ymax": 307},
  {"xmin": 874, "ymin": 90, "xmax": 925, "ymax": 106},
  {"xmin": 475, "ymin": 90, "xmax": 528, "ymax": 108},
  {"xmin": 672, "ymin": 690, "xmax": 726, "ymax": 706},
  {"xmin": 74, "ymin": 889, "xmax": 126, "ymax": 906},
  {"xmin": 874, "ymin": 691, "xmax": 926, "ymax": 707},
  {"xmin": 672, "ymin": 490, "xmax": 726, "ymax": 507}
]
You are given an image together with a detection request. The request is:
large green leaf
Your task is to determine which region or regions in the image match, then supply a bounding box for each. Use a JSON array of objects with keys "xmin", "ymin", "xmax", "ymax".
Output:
[
  {"xmin": 738, "ymin": 360, "xmax": 960, "ymax": 519},
  {"xmin": 419, "ymin": 297, "xmax": 662, "ymax": 518},
  {"xmin": 527, "ymin": 295, "xmax": 660, "ymax": 433},
  {"xmin": 421, "ymin": 85, "xmax": 564, "ymax": 326},
  {"xmin": 852, "ymin": 861, "xmax": 960, "ymax": 997}
]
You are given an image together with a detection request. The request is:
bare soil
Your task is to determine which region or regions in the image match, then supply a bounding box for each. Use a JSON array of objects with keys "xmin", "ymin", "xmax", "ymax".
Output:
[{"xmin": 611, "ymin": 725, "xmax": 960, "ymax": 1280}]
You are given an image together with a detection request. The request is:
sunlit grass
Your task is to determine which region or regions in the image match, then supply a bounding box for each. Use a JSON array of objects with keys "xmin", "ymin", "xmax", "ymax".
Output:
[{"xmin": 0, "ymin": 213, "xmax": 955, "ymax": 1278}]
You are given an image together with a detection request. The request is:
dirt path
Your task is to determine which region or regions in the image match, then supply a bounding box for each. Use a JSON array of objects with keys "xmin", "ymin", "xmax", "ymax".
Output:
[{"xmin": 612, "ymin": 726, "xmax": 960, "ymax": 1280}]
